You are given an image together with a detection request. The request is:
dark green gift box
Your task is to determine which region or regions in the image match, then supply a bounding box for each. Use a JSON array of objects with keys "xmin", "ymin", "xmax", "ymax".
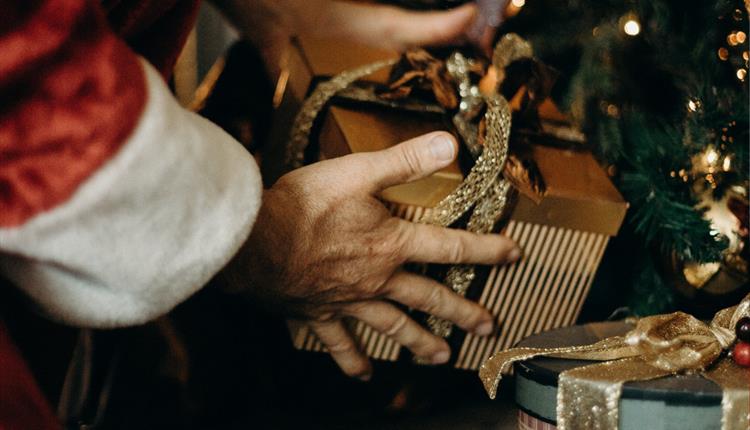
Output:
[{"xmin": 513, "ymin": 322, "xmax": 728, "ymax": 430}]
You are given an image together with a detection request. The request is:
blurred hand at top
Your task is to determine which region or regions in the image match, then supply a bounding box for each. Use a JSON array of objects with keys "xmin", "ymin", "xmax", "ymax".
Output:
[{"xmin": 214, "ymin": 0, "xmax": 510, "ymax": 76}]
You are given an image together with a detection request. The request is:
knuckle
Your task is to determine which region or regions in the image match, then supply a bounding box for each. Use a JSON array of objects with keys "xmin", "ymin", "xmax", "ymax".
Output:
[
  {"xmin": 365, "ymin": 221, "xmax": 410, "ymax": 267},
  {"xmin": 383, "ymin": 313, "xmax": 409, "ymax": 337},
  {"xmin": 345, "ymin": 302, "xmax": 369, "ymax": 316},
  {"xmin": 327, "ymin": 338, "xmax": 356, "ymax": 354},
  {"xmin": 315, "ymin": 311, "xmax": 337, "ymax": 322},
  {"xmin": 372, "ymin": 227, "xmax": 402, "ymax": 257},
  {"xmin": 421, "ymin": 285, "xmax": 444, "ymax": 314},
  {"xmin": 387, "ymin": 222, "xmax": 412, "ymax": 260},
  {"xmin": 445, "ymin": 237, "xmax": 466, "ymax": 262},
  {"xmin": 398, "ymin": 145, "xmax": 424, "ymax": 180}
]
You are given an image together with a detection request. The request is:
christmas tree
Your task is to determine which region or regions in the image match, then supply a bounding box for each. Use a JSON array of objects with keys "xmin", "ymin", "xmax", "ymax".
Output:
[{"xmin": 502, "ymin": 0, "xmax": 749, "ymax": 315}]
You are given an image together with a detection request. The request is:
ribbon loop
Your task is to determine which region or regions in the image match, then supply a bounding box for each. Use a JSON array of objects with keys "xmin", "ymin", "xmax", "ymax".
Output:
[{"xmin": 623, "ymin": 312, "xmax": 722, "ymax": 372}]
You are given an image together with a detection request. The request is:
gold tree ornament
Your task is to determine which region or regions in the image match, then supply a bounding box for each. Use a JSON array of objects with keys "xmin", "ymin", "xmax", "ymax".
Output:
[{"xmin": 670, "ymin": 187, "xmax": 749, "ymax": 310}]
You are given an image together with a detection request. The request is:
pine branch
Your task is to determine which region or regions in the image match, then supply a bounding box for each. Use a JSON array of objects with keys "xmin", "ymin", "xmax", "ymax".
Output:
[{"xmin": 628, "ymin": 253, "xmax": 675, "ymax": 316}]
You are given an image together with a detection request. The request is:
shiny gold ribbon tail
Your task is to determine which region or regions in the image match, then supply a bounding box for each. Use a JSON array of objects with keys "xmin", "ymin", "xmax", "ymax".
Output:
[{"xmin": 478, "ymin": 336, "xmax": 637, "ymax": 399}]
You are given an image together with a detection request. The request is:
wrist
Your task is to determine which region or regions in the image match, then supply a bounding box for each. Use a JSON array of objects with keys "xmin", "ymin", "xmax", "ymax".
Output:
[{"xmin": 220, "ymin": 188, "xmax": 293, "ymax": 301}]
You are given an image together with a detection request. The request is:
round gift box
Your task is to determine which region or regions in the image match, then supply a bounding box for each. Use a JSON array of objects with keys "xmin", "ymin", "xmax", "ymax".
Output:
[{"xmin": 513, "ymin": 322, "xmax": 724, "ymax": 430}]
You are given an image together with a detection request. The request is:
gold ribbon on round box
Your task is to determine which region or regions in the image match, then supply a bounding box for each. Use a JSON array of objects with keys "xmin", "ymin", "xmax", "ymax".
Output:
[
  {"xmin": 281, "ymin": 34, "xmax": 627, "ymax": 369},
  {"xmin": 479, "ymin": 293, "xmax": 750, "ymax": 430}
]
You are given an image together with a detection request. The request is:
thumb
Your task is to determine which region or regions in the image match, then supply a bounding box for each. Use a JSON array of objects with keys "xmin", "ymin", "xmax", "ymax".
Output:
[{"xmin": 357, "ymin": 132, "xmax": 458, "ymax": 193}]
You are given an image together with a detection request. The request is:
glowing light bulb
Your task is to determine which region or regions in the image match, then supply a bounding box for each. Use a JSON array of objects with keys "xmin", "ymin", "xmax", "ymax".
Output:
[
  {"xmin": 606, "ymin": 104, "xmax": 620, "ymax": 117},
  {"xmin": 737, "ymin": 31, "xmax": 747, "ymax": 44},
  {"xmin": 687, "ymin": 99, "xmax": 701, "ymax": 112},
  {"xmin": 623, "ymin": 20, "xmax": 640, "ymax": 36},
  {"xmin": 737, "ymin": 68, "xmax": 747, "ymax": 81},
  {"xmin": 706, "ymin": 149, "xmax": 719, "ymax": 165},
  {"xmin": 718, "ymin": 47, "xmax": 730, "ymax": 60},
  {"xmin": 723, "ymin": 156, "xmax": 732, "ymax": 172},
  {"xmin": 511, "ymin": 0, "xmax": 525, "ymax": 7}
]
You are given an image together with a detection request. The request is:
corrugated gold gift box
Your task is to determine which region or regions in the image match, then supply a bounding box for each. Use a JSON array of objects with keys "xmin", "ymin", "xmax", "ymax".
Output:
[{"xmin": 269, "ymin": 37, "xmax": 628, "ymax": 370}]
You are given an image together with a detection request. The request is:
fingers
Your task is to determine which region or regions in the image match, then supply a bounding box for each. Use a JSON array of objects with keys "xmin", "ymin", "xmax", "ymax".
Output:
[
  {"xmin": 307, "ymin": 2, "xmax": 477, "ymax": 51},
  {"xmin": 384, "ymin": 271, "xmax": 494, "ymax": 335},
  {"xmin": 343, "ymin": 301, "xmax": 451, "ymax": 365},
  {"xmin": 381, "ymin": 3, "xmax": 477, "ymax": 50},
  {"xmin": 398, "ymin": 220, "xmax": 521, "ymax": 265},
  {"xmin": 309, "ymin": 320, "xmax": 372, "ymax": 380},
  {"xmin": 467, "ymin": 0, "xmax": 507, "ymax": 52},
  {"xmin": 475, "ymin": 25, "xmax": 499, "ymax": 57},
  {"xmin": 349, "ymin": 131, "xmax": 458, "ymax": 193}
]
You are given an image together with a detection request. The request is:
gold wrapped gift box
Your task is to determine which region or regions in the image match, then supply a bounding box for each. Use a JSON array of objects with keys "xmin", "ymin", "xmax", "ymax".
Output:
[{"xmin": 270, "ymin": 37, "xmax": 628, "ymax": 369}]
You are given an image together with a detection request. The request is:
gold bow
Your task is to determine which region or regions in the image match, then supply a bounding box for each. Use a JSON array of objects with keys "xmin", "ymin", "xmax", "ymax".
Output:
[{"xmin": 479, "ymin": 294, "xmax": 750, "ymax": 430}]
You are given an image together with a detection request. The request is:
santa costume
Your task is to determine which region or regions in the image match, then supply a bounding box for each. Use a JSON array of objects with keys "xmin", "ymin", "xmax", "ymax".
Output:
[{"xmin": 0, "ymin": 0, "xmax": 263, "ymax": 426}]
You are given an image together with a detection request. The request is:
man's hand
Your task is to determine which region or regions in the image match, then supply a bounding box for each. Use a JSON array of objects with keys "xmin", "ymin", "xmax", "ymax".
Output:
[
  {"xmin": 230, "ymin": 132, "xmax": 520, "ymax": 380},
  {"xmin": 217, "ymin": 0, "xmax": 477, "ymax": 50},
  {"xmin": 212, "ymin": 0, "xmax": 504, "ymax": 77},
  {"xmin": 281, "ymin": 0, "xmax": 478, "ymax": 52}
]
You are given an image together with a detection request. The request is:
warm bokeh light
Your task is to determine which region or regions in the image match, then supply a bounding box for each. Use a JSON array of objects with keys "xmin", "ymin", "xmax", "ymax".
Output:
[
  {"xmin": 723, "ymin": 156, "xmax": 732, "ymax": 172},
  {"xmin": 623, "ymin": 19, "xmax": 640, "ymax": 36},
  {"xmin": 706, "ymin": 149, "xmax": 719, "ymax": 165},
  {"xmin": 728, "ymin": 32, "xmax": 739, "ymax": 46},
  {"xmin": 718, "ymin": 47, "xmax": 730, "ymax": 60}
]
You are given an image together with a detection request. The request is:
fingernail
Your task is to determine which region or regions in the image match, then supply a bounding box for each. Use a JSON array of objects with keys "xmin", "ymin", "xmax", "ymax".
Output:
[
  {"xmin": 431, "ymin": 350, "xmax": 450, "ymax": 364},
  {"xmin": 429, "ymin": 134, "xmax": 456, "ymax": 161},
  {"xmin": 358, "ymin": 373, "xmax": 372, "ymax": 382},
  {"xmin": 476, "ymin": 321, "xmax": 494, "ymax": 336},
  {"xmin": 508, "ymin": 247, "xmax": 522, "ymax": 262}
]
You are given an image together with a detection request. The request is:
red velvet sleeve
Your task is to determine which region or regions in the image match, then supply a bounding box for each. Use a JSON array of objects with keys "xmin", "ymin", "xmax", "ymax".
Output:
[
  {"xmin": 0, "ymin": 0, "xmax": 147, "ymax": 227},
  {"xmin": 0, "ymin": 318, "xmax": 61, "ymax": 430}
]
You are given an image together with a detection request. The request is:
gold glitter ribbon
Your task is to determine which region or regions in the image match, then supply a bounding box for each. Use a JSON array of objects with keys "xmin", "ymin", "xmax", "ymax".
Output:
[
  {"xmin": 424, "ymin": 34, "xmax": 534, "ymax": 338},
  {"xmin": 287, "ymin": 58, "xmax": 399, "ymax": 170},
  {"xmin": 478, "ymin": 294, "xmax": 750, "ymax": 430},
  {"xmin": 287, "ymin": 35, "xmax": 535, "ymax": 340}
]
